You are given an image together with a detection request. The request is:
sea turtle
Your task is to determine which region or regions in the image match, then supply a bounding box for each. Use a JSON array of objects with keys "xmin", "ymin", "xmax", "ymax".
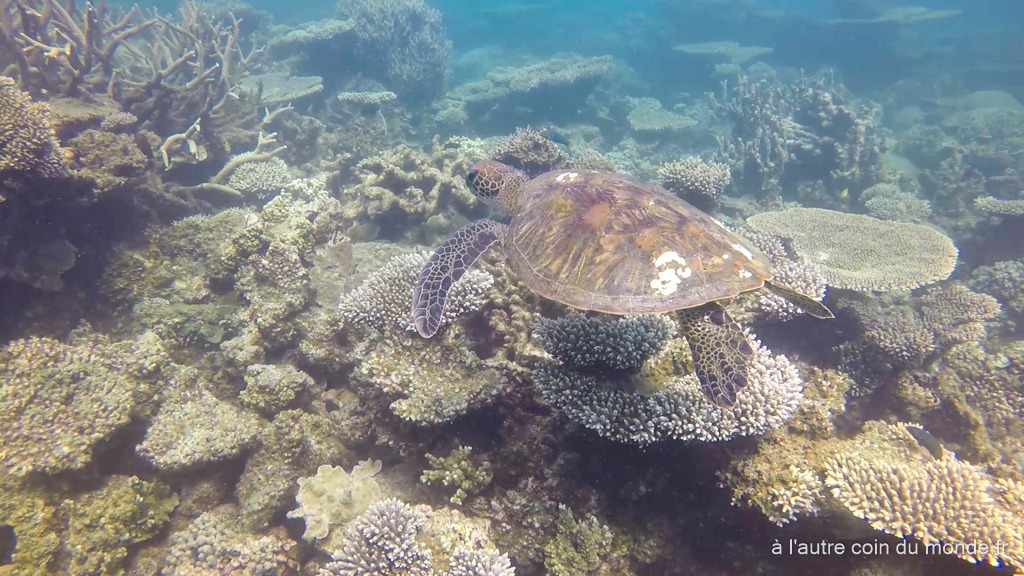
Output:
[{"xmin": 412, "ymin": 160, "xmax": 833, "ymax": 406}]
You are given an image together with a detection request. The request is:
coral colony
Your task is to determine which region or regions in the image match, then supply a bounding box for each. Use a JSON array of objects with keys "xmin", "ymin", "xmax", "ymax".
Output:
[{"xmin": 0, "ymin": 1, "xmax": 1022, "ymax": 575}]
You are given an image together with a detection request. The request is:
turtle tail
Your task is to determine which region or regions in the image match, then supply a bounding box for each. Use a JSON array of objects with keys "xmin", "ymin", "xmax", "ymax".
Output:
[
  {"xmin": 412, "ymin": 219, "xmax": 507, "ymax": 338},
  {"xmin": 677, "ymin": 303, "xmax": 755, "ymax": 407}
]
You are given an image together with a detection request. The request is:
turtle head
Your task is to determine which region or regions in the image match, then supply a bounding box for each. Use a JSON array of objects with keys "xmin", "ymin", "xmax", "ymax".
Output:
[{"xmin": 466, "ymin": 160, "xmax": 528, "ymax": 212}]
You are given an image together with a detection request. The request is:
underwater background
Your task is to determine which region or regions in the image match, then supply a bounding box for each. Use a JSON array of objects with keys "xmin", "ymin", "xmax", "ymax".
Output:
[{"xmin": 1, "ymin": 0, "xmax": 1024, "ymax": 574}]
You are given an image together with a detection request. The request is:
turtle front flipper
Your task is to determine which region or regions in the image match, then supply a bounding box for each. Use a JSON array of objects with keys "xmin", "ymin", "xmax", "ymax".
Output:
[
  {"xmin": 763, "ymin": 281, "xmax": 835, "ymax": 319},
  {"xmin": 412, "ymin": 219, "xmax": 508, "ymax": 338},
  {"xmin": 676, "ymin": 303, "xmax": 755, "ymax": 407}
]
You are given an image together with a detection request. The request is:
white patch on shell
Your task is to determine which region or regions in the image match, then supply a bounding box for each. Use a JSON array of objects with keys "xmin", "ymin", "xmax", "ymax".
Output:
[
  {"xmin": 651, "ymin": 251, "xmax": 693, "ymax": 295},
  {"xmin": 731, "ymin": 242, "xmax": 754, "ymax": 260},
  {"xmin": 722, "ymin": 253, "xmax": 730, "ymax": 260},
  {"xmin": 710, "ymin": 217, "xmax": 728, "ymax": 229},
  {"xmin": 738, "ymin": 269, "xmax": 753, "ymax": 279},
  {"xmin": 555, "ymin": 171, "xmax": 580, "ymax": 183}
]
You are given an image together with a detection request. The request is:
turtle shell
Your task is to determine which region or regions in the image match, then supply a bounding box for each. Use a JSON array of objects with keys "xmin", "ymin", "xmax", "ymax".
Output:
[{"xmin": 504, "ymin": 169, "xmax": 772, "ymax": 314}]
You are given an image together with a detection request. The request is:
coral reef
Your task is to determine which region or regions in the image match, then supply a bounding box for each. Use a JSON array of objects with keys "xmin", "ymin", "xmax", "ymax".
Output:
[
  {"xmin": 712, "ymin": 72, "xmax": 883, "ymax": 202},
  {"xmin": 336, "ymin": 0, "xmax": 452, "ymax": 104},
  {"xmin": 533, "ymin": 317, "xmax": 804, "ymax": 444},
  {"xmin": 288, "ymin": 460, "xmax": 384, "ymax": 552},
  {"xmin": 339, "ymin": 250, "xmax": 493, "ymax": 337},
  {"xmin": 0, "ymin": 329, "xmax": 168, "ymax": 476},
  {"xmin": 492, "ymin": 126, "xmax": 570, "ymax": 176},
  {"xmin": 421, "ymin": 445, "xmax": 494, "ymax": 505},
  {"xmin": 163, "ymin": 504, "xmax": 300, "ymax": 575},
  {"xmin": 0, "ymin": 76, "xmax": 68, "ymax": 177},
  {"xmin": 137, "ymin": 370, "xmax": 261, "ymax": 472},
  {"xmin": 746, "ymin": 207, "xmax": 958, "ymax": 291},
  {"xmin": 657, "ymin": 156, "xmax": 731, "ymax": 211}
]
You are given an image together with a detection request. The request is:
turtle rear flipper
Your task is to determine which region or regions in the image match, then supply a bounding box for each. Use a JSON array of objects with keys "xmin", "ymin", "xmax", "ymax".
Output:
[
  {"xmin": 764, "ymin": 281, "xmax": 834, "ymax": 319},
  {"xmin": 677, "ymin": 303, "xmax": 755, "ymax": 407},
  {"xmin": 412, "ymin": 219, "xmax": 507, "ymax": 338}
]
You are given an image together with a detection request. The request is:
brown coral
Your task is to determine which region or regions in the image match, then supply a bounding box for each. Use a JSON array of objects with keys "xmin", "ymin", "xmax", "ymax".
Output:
[{"xmin": 0, "ymin": 76, "xmax": 68, "ymax": 177}]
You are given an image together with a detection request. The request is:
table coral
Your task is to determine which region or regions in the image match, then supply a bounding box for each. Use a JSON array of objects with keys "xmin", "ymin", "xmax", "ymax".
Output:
[
  {"xmin": 354, "ymin": 339, "xmax": 508, "ymax": 424},
  {"xmin": 137, "ymin": 374, "xmax": 261, "ymax": 472},
  {"xmin": 0, "ymin": 330, "xmax": 168, "ymax": 476},
  {"xmin": 745, "ymin": 207, "xmax": 958, "ymax": 291}
]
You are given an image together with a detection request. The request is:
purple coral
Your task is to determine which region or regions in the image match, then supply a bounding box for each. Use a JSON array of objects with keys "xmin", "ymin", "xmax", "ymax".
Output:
[{"xmin": 320, "ymin": 498, "xmax": 433, "ymax": 576}]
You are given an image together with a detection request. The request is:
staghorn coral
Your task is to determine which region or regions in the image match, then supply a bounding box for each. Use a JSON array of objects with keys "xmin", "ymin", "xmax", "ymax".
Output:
[
  {"xmin": 163, "ymin": 504, "xmax": 300, "ymax": 575},
  {"xmin": 421, "ymin": 446, "xmax": 494, "ymax": 506},
  {"xmin": 532, "ymin": 313, "xmax": 673, "ymax": 372},
  {"xmin": 745, "ymin": 207, "xmax": 958, "ymax": 291},
  {"xmin": 0, "ymin": 329, "xmax": 167, "ymax": 476},
  {"xmin": 0, "ymin": 75, "xmax": 68, "ymax": 177},
  {"xmin": 63, "ymin": 475, "xmax": 178, "ymax": 576},
  {"xmin": 711, "ymin": 72, "xmax": 883, "ymax": 201},
  {"xmin": 288, "ymin": 460, "xmax": 384, "ymax": 551},
  {"xmin": 492, "ymin": 126, "xmax": 569, "ymax": 176},
  {"xmin": 657, "ymin": 156, "xmax": 731, "ymax": 211},
  {"xmin": 339, "ymin": 250, "xmax": 492, "ymax": 337}
]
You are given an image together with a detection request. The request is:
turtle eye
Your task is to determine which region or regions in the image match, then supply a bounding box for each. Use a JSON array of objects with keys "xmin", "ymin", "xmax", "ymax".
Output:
[{"xmin": 466, "ymin": 167, "xmax": 500, "ymax": 199}]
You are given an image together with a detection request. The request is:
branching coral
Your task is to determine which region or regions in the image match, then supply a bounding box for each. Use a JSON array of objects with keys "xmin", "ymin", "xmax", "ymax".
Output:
[
  {"xmin": 0, "ymin": 75, "xmax": 68, "ymax": 177},
  {"xmin": 745, "ymin": 207, "xmax": 958, "ymax": 291},
  {"xmin": 533, "ymin": 313, "xmax": 673, "ymax": 372},
  {"xmin": 336, "ymin": 0, "xmax": 451, "ymax": 104},
  {"xmin": 533, "ymin": 323, "xmax": 804, "ymax": 444},
  {"xmin": 0, "ymin": 329, "xmax": 167, "ymax": 476},
  {"xmin": 657, "ymin": 156, "xmax": 731, "ymax": 211},
  {"xmin": 421, "ymin": 446, "xmax": 494, "ymax": 506},
  {"xmin": 339, "ymin": 250, "xmax": 493, "ymax": 337},
  {"xmin": 493, "ymin": 126, "xmax": 569, "ymax": 177}
]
